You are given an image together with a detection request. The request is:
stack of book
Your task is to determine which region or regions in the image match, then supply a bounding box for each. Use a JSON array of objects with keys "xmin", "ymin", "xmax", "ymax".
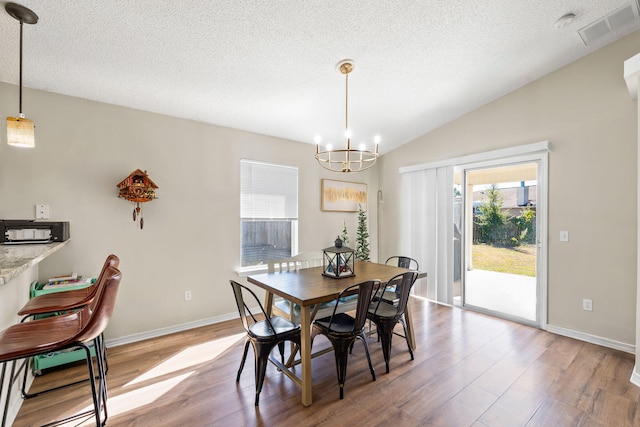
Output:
[{"xmin": 42, "ymin": 273, "xmax": 94, "ymax": 289}]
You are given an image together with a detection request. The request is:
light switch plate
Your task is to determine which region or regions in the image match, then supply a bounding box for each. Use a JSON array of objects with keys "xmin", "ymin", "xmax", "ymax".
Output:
[
  {"xmin": 35, "ymin": 204, "xmax": 50, "ymax": 219},
  {"xmin": 560, "ymin": 231, "xmax": 569, "ymax": 242}
]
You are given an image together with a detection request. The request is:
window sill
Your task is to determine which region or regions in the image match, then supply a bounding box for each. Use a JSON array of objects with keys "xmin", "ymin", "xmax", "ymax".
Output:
[{"xmin": 236, "ymin": 265, "xmax": 268, "ymax": 278}]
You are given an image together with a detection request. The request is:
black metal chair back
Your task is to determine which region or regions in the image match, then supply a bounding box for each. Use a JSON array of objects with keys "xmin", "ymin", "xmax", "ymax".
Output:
[
  {"xmin": 385, "ymin": 256, "xmax": 419, "ymax": 271},
  {"xmin": 231, "ymin": 280, "xmax": 273, "ymax": 336},
  {"xmin": 324, "ymin": 280, "xmax": 379, "ymax": 334},
  {"xmin": 371, "ymin": 271, "xmax": 419, "ymax": 320}
]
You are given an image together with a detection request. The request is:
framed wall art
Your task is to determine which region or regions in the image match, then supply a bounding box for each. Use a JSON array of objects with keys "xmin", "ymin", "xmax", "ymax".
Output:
[{"xmin": 321, "ymin": 179, "xmax": 367, "ymax": 212}]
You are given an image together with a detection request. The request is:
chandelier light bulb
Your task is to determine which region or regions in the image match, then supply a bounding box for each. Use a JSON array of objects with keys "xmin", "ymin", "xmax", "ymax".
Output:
[
  {"xmin": 359, "ymin": 143, "xmax": 366, "ymax": 151},
  {"xmin": 326, "ymin": 144, "xmax": 333, "ymax": 151},
  {"xmin": 345, "ymin": 129, "xmax": 352, "ymax": 138},
  {"xmin": 314, "ymin": 135, "xmax": 322, "ymax": 144},
  {"xmin": 374, "ymin": 135, "xmax": 381, "ymax": 144}
]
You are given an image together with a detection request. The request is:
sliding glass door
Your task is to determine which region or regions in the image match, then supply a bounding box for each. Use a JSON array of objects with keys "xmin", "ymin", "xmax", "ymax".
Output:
[
  {"xmin": 460, "ymin": 161, "xmax": 541, "ymax": 325},
  {"xmin": 400, "ymin": 142, "xmax": 547, "ymax": 328}
]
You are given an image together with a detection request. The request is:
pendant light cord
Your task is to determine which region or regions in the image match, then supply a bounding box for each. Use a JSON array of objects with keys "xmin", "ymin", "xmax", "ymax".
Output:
[
  {"xmin": 19, "ymin": 20, "xmax": 23, "ymax": 115},
  {"xmin": 345, "ymin": 71, "xmax": 350, "ymax": 150}
]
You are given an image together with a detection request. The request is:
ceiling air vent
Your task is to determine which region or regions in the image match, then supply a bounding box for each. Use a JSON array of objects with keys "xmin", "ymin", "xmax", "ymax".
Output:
[{"xmin": 578, "ymin": 1, "xmax": 640, "ymax": 45}]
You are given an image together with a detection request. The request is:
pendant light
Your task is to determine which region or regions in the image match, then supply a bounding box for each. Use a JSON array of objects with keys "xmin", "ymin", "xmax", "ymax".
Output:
[
  {"xmin": 315, "ymin": 60, "xmax": 380, "ymax": 173},
  {"xmin": 5, "ymin": 2, "xmax": 38, "ymax": 148}
]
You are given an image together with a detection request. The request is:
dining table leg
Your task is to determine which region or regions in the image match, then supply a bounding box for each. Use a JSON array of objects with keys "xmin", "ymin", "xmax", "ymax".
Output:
[
  {"xmin": 263, "ymin": 292, "xmax": 274, "ymax": 317},
  {"xmin": 405, "ymin": 298, "xmax": 416, "ymax": 350},
  {"xmin": 300, "ymin": 305, "xmax": 312, "ymax": 406}
]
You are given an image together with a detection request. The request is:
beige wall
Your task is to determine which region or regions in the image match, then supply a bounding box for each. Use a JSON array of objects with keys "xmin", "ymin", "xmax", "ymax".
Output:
[
  {"xmin": 1, "ymin": 31, "xmax": 638, "ymax": 349},
  {"xmin": 379, "ymin": 32, "xmax": 639, "ymax": 345},
  {"xmin": 0, "ymin": 83, "xmax": 378, "ymax": 340}
]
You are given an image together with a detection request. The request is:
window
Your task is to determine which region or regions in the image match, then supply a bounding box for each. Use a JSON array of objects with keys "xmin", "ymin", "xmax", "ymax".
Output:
[{"xmin": 240, "ymin": 160, "xmax": 298, "ymax": 268}]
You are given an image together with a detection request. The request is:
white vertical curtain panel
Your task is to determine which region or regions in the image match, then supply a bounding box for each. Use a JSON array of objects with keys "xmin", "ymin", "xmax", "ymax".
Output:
[{"xmin": 401, "ymin": 165, "xmax": 453, "ymax": 304}]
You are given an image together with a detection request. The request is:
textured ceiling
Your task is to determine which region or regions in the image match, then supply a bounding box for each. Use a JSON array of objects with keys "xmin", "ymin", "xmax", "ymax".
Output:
[{"xmin": 1, "ymin": 1, "xmax": 639, "ymax": 154}]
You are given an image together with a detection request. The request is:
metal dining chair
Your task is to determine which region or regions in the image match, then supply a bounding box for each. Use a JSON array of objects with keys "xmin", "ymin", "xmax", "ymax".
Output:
[
  {"xmin": 230, "ymin": 280, "xmax": 301, "ymax": 406},
  {"xmin": 310, "ymin": 280, "xmax": 380, "ymax": 399},
  {"xmin": 367, "ymin": 271, "xmax": 419, "ymax": 373}
]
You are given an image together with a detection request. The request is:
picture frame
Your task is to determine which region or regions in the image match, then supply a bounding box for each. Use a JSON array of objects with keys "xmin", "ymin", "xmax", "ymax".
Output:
[{"xmin": 321, "ymin": 179, "xmax": 367, "ymax": 212}]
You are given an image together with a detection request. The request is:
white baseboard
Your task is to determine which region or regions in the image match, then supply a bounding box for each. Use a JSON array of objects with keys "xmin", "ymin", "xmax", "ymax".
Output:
[
  {"xmin": 545, "ymin": 324, "xmax": 635, "ymax": 354},
  {"xmin": 105, "ymin": 311, "xmax": 239, "ymax": 348},
  {"xmin": 629, "ymin": 365, "xmax": 640, "ymax": 387},
  {"xmin": 631, "ymin": 366, "xmax": 640, "ymax": 387}
]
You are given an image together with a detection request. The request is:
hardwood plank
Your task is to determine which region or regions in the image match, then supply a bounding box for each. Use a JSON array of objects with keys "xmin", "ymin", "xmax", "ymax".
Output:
[
  {"xmin": 585, "ymin": 388, "xmax": 637, "ymax": 427},
  {"xmin": 478, "ymin": 362, "xmax": 562, "ymax": 426},
  {"xmin": 423, "ymin": 384, "xmax": 498, "ymax": 426},
  {"xmin": 596, "ymin": 350, "xmax": 640, "ymax": 402},
  {"xmin": 525, "ymin": 396, "xmax": 585, "ymax": 427}
]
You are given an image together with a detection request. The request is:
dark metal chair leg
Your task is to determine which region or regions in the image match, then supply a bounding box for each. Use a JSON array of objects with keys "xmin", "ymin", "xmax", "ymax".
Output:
[
  {"xmin": 328, "ymin": 336, "xmax": 354, "ymax": 400},
  {"xmin": 372, "ymin": 319, "xmax": 394, "ymax": 374},
  {"xmin": 253, "ymin": 342, "xmax": 278, "ymax": 406},
  {"xmin": 357, "ymin": 334, "xmax": 376, "ymax": 381},
  {"xmin": 236, "ymin": 339, "xmax": 250, "ymax": 383},
  {"xmin": 278, "ymin": 341, "xmax": 285, "ymax": 364},
  {"xmin": 93, "ymin": 337, "xmax": 108, "ymax": 424},
  {"xmin": 1, "ymin": 361, "xmax": 17, "ymax": 427},
  {"xmin": 82, "ymin": 343, "xmax": 103, "ymax": 427}
]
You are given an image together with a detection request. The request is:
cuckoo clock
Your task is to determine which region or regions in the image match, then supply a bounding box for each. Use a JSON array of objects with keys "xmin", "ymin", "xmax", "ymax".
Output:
[{"xmin": 117, "ymin": 169, "xmax": 158, "ymax": 229}]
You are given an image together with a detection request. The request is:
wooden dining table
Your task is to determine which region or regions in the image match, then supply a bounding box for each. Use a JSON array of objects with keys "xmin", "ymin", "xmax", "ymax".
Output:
[{"xmin": 247, "ymin": 260, "xmax": 418, "ymax": 406}]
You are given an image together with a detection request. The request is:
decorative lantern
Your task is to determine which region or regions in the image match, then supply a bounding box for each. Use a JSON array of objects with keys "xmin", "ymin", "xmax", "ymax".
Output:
[{"xmin": 322, "ymin": 237, "xmax": 355, "ymax": 279}]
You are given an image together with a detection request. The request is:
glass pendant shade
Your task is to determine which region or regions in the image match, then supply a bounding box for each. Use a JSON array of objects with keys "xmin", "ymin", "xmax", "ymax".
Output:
[{"xmin": 7, "ymin": 116, "xmax": 35, "ymax": 148}]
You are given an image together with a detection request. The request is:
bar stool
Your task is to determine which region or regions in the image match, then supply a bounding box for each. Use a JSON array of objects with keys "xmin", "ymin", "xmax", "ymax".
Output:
[
  {"xmin": 16, "ymin": 254, "xmax": 119, "ymax": 399},
  {"xmin": 0, "ymin": 266, "xmax": 122, "ymax": 427}
]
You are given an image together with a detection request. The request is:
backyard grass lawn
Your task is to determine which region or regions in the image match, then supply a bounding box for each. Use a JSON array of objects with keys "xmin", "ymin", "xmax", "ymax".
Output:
[{"xmin": 472, "ymin": 243, "xmax": 536, "ymax": 277}]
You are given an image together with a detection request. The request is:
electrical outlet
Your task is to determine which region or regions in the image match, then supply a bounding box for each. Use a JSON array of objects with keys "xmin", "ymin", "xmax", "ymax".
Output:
[
  {"xmin": 560, "ymin": 231, "xmax": 569, "ymax": 242},
  {"xmin": 582, "ymin": 298, "xmax": 592, "ymax": 311},
  {"xmin": 184, "ymin": 290, "xmax": 192, "ymax": 301}
]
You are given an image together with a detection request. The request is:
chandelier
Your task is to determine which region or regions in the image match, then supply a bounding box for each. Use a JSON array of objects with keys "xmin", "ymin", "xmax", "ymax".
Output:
[{"xmin": 315, "ymin": 60, "xmax": 380, "ymax": 173}]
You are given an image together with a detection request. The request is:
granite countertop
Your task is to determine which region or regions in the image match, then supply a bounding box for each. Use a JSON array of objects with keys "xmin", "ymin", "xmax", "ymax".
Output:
[{"xmin": 0, "ymin": 242, "xmax": 69, "ymax": 285}]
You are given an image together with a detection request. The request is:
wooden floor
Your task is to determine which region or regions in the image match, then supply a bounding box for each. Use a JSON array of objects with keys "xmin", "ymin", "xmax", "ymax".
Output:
[{"xmin": 13, "ymin": 298, "xmax": 640, "ymax": 427}]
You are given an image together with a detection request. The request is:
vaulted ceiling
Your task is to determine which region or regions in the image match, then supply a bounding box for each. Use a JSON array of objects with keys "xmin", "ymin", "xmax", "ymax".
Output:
[{"xmin": 1, "ymin": 1, "xmax": 639, "ymax": 154}]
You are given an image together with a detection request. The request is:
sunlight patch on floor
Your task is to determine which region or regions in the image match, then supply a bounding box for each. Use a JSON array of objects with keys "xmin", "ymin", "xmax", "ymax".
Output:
[
  {"xmin": 125, "ymin": 332, "xmax": 245, "ymax": 386},
  {"xmin": 70, "ymin": 372, "xmax": 194, "ymax": 426}
]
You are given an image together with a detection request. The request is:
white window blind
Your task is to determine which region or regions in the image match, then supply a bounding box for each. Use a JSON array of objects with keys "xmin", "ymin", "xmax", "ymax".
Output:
[
  {"xmin": 241, "ymin": 160, "xmax": 298, "ymax": 220},
  {"xmin": 240, "ymin": 160, "xmax": 298, "ymax": 267}
]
